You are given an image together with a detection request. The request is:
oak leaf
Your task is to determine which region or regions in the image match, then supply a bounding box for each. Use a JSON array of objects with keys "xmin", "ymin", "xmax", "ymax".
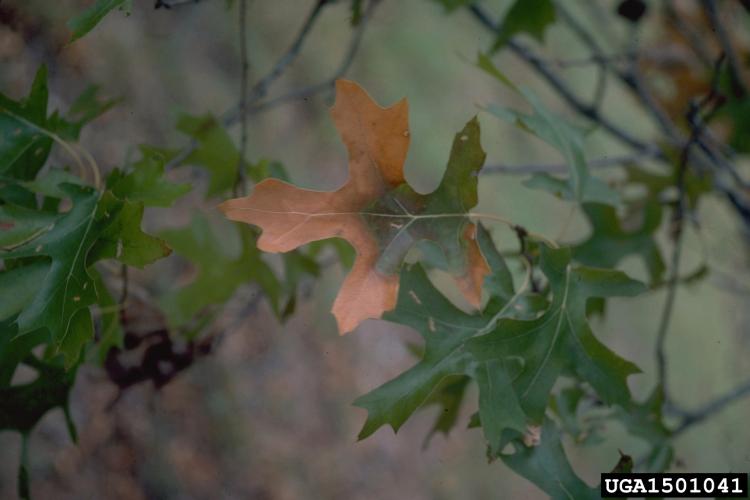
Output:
[{"xmin": 220, "ymin": 80, "xmax": 490, "ymax": 333}]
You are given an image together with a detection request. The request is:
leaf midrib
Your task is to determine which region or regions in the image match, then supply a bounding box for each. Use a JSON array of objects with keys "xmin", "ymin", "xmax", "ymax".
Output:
[{"xmin": 520, "ymin": 265, "xmax": 571, "ymax": 402}]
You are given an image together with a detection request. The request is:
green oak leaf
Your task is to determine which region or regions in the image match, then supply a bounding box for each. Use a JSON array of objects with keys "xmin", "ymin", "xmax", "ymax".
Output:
[
  {"xmin": 159, "ymin": 213, "xmax": 281, "ymax": 326},
  {"xmin": 0, "ymin": 66, "xmax": 51, "ymax": 181},
  {"xmin": 1, "ymin": 184, "xmax": 121, "ymax": 362},
  {"xmin": 89, "ymin": 194, "xmax": 172, "ymax": 268},
  {"xmin": 421, "ymin": 374, "xmax": 471, "ymax": 446},
  {"xmin": 0, "ymin": 67, "xmax": 117, "ymax": 184},
  {"xmin": 176, "ymin": 114, "xmax": 240, "ymax": 198},
  {"xmin": 473, "ymin": 358, "xmax": 527, "ymax": 454},
  {"xmin": 501, "ymin": 418, "xmax": 599, "ymax": 500},
  {"xmin": 0, "ymin": 263, "xmax": 50, "ymax": 385},
  {"xmin": 20, "ymin": 168, "xmax": 88, "ymax": 199},
  {"xmin": 478, "ymin": 54, "xmax": 619, "ymax": 205},
  {"xmin": 58, "ymin": 307, "xmax": 94, "ymax": 369},
  {"xmin": 107, "ymin": 146, "xmax": 191, "ymax": 207},
  {"xmin": 467, "ymin": 246, "xmax": 644, "ymax": 421},
  {"xmin": 354, "ymin": 228, "xmax": 527, "ymax": 450},
  {"xmin": 353, "ymin": 263, "xmax": 487, "ymax": 440},
  {"xmin": 0, "ymin": 357, "xmax": 78, "ymax": 432},
  {"xmin": 0, "ymin": 356, "xmax": 78, "ymax": 499},
  {"xmin": 0, "ymin": 203, "xmax": 58, "ymax": 250},
  {"xmin": 0, "ymin": 321, "xmax": 48, "ymax": 388},
  {"xmin": 1, "ymin": 180, "xmax": 171, "ymax": 371},
  {"xmin": 57, "ymin": 85, "xmax": 120, "ymax": 139},
  {"xmin": 363, "ymin": 117, "xmax": 486, "ymax": 275},
  {"xmin": 492, "ymin": 0, "xmax": 557, "ymax": 51},
  {"xmin": 0, "ymin": 262, "xmax": 49, "ymax": 323},
  {"xmin": 67, "ymin": 0, "xmax": 132, "ymax": 42},
  {"xmin": 573, "ymin": 202, "xmax": 665, "ymax": 286},
  {"xmin": 0, "ymin": 182, "xmax": 36, "ymax": 208}
]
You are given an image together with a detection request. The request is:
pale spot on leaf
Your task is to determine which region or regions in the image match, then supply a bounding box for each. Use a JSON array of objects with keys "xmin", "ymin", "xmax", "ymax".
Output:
[
  {"xmin": 428, "ymin": 316, "xmax": 436, "ymax": 332},
  {"xmin": 523, "ymin": 425, "xmax": 542, "ymax": 447}
]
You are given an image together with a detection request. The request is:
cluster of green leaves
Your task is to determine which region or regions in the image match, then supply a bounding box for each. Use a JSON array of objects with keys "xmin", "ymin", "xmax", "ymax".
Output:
[
  {"xmin": 0, "ymin": 64, "xmax": 319, "ymax": 497},
  {"xmin": 0, "ymin": 66, "xmax": 161, "ymax": 496},
  {"xmin": 157, "ymin": 114, "xmax": 320, "ymax": 328},
  {"xmin": 0, "ymin": 65, "xmax": 188, "ymax": 496},
  {"xmin": 346, "ymin": 4, "xmax": 718, "ymax": 494},
  {"xmin": 353, "ymin": 231, "xmax": 647, "ymax": 496}
]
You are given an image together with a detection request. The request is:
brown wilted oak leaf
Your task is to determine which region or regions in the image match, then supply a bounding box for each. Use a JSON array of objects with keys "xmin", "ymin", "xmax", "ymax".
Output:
[{"xmin": 219, "ymin": 80, "xmax": 490, "ymax": 333}]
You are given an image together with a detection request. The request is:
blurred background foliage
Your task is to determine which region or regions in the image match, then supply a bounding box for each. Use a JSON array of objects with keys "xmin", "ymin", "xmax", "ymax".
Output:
[{"xmin": 0, "ymin": 0, "xmax": 749, "ymax": 498}]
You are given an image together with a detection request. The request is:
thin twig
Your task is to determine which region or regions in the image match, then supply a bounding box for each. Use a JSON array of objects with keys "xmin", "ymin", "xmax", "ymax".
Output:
[
  {"xmin": 166, "ymin": 0, "xmax": 378, "ymax": 171},
  {"xmin": 557, "ymin": 1, "xmax": 747, "ymax": 194},
  {"xmin": 595, "ymin": 1, "xmax": 747, "ymax": 203},
  {"xmin": 654, "ymin": 227, "xmax": 683, "ymax": 403},
  {"xmin": 655, "ymin": 56, "xmax": 726, "ymax": 401},
  {"xmin": 550, "ymin": 4, "xmax": 611, "ymax": 109},
  {"xmin": 221, "ymin": 0, "xmax": 332, "ymax": 126},
  {"xmin": 591, "ymin": 59, "xmax": 608, "ymax": 111},
  {"xmin": 154, "ymin": 0, "xmax": 201, "ymax": 9},
  {"xmin": 557, "ymin": 1, "xmax": 683, "ymax": 142},
  {"xmin": 482, "ymin": 151, "xmax": 658, "ymax": 175},
  {"xmin": 165, "ymin": 0, "xmax": 332, "ymax": 170},
  {"xmin": 702, "ymin": 0, "xmax": 748, "ymax": 97},
  {"xmin": 468, "ymin": 4, "xmax": 652, "ymax": 154},
  {"xmin": 234, "ymin": 0, "xmax": 250, "ymax": 197},
  {"xmin": 470, "ymin": 3, "xmax": 750, "ymax": 230},
  {"xmin": 544, "ymin": 53, "xmax": 632, "ymax": 69},
  {"xmin": 565, "ymin": 3, "xmax": 747, "ymax": 195},
  {"xmin": 673, "ymin": 378, "xmax": 750, "ymax": 436},
  {"xmin": 226, "ymin": 0, "xmax": 380, "ymax": 121},
  {"xmin": 663, "ymin": 1, "xmax": 714, "ymax": 68}
]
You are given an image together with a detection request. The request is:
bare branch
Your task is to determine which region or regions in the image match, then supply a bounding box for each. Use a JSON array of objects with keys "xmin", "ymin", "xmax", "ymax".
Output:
[
  {"xmin": 663, "ymin": 1, "xmax": 714, "ymax": 68},
  {"xmin": 673, "ymin": 378, "xmax": 750, "ymax": 436},
  {"xmin": 482, "ymin": 151, "xmax": 658, "ymax": 175},
  {"xmin": 471, "ymin": 3, "xmax": 750, "ymax": 230},
  {"xmin": 166, "ymin": 0, "xmax": 379, "ymax": 171},
  {"xmin": 166, "ymin": 0, "xmax": 332, "ymax": 170},
  {"xmin": 559, "ymin": 3, "xmax": 748, "ymax": 197},
  {"xmin": 542, "ymin": 53, "xmax": 632, "ymax": 69},
  {"xmin": 468, "ymin": 4, "xmax": 653, "ymax": 154},
  {"xmin": 702, "ymin": 0, "xmax": 749, "ymax": 97},
  {"xmin": 234, "ymin": 0, "xmax": 250, "ymax": 197},
  {"xmin": 556, "ymin": 2, "xmax": 683, "ymax": 143},
  {"xmin": 656, "ymin": 57, "xmax": 726, "ymax": 402},
  {"xmin": 226, "ymin": 0, "xmax": 380, "ymax": 120},
  {"xmin": 154, "ymin": 0, "xmax": 201, "ymax": 9},
  {"xmin": 221, "ymin": 0, "xmax": 332, "ymax": 126}
]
